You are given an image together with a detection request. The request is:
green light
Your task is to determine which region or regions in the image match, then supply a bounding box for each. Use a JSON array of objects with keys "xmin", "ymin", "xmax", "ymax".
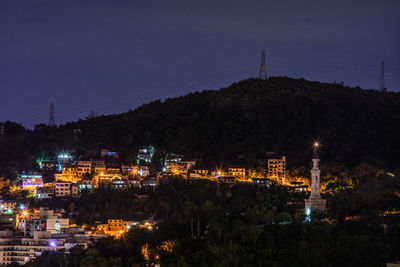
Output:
[{"xmin": 36, "ymin": 158, "xmax": 43, "ymax": 169}]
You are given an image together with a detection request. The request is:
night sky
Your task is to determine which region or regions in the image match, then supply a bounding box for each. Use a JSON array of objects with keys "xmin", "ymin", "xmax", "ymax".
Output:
[{"xmin": 1, "ymin": 0, "xmax": 399, "ymax": 128}]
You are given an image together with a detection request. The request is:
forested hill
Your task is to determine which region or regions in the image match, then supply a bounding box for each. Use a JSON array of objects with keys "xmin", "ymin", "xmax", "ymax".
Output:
[{"xmin": 1, "ymin": 77, "xmax": 399, "ymax": 177}]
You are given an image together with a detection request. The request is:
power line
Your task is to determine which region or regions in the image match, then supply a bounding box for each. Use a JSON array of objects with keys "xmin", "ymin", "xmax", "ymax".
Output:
[
  {"xmin": 18, "ymin": 53, "xmax": 399, "ymax": 128},
  {"xmin": 21, "ymin": 59, "xmax": 258, "ymax": 127}
]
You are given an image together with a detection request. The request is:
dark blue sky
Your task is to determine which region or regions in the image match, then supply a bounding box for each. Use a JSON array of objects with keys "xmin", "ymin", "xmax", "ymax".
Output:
[{"xmin": 1, "ymin": 0, "xmax": 399, "ymax": 128}]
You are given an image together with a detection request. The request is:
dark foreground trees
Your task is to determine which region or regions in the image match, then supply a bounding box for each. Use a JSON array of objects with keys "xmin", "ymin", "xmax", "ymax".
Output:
[{"xmin": 26, "ymin": 176, "xmax": 400, "ymax": 267}]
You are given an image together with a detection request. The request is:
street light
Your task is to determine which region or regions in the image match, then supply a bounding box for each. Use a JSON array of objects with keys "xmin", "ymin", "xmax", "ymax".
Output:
[{"xmin": 49, "ymin": 240, "xmax": 57, "ymax": 251}]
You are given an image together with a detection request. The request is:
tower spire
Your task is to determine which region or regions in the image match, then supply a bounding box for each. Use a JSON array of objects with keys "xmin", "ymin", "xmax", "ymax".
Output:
[
  {"xmin": 379, "ymin": 61, "xmax": 386, "ymax": 91},
  {"xmin": 258, "ymin": 49, "xmax": 268, "ymax": 80},
  {"xmin": 305, "ymin": 141, "xmax": 326, "ymax": 219},
  {"xmin": 313, "ymin": 141, "xmax": 319, "ymax": 159}
]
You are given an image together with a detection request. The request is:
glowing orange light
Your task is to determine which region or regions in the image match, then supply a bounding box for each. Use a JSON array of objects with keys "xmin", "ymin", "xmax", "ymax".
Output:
[{"xmin": 155, "ymin": 255, "xmax": 160, "ymax": 261}]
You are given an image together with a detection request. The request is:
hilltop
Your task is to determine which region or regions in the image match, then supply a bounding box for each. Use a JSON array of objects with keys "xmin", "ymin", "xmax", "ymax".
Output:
[{"xmin": 0, "ymin": 77, "xmax": 399, "ymax": 178}]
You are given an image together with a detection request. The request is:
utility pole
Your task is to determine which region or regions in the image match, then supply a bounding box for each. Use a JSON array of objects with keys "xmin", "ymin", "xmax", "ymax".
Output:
[
  {"xmin": 0, "ymin": 124, "xmax": 4, "ymax": 141},
  {"xmin": 379, "ymin": 61, "xmax": 387, "ymax": 91},
  {"xmin": 258, "ymin": 49, "xmax": 268, "ymax": 80},
  {"xmin": 49, "ymin": 103, "xmax": 55, "ymax": 126}
]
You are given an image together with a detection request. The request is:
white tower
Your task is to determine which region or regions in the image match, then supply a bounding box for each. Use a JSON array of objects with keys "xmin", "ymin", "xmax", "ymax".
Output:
[{"xmin": 305, "ymin": 142, "xmax": 326, "ymax": 218}]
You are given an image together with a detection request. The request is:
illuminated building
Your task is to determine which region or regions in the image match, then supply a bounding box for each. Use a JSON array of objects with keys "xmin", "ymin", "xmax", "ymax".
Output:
[
  {"xmin": 166, "ymin": 161, "xmax": 195, "ymax": 175},
  {"xmin": 267, "ymin": 156, "xmax": 287, "ymax": 183},
  {"xmin": 96, "ymin": 220, "xmax": 138, "ymax": 237},
  {"xmin": 0, "ymin": 179, "xmax": 10, "ymax": 190},
  {"xmin": 40, "ymin": 160, "xmax": 58, "ymax": 173},
  {"xmin": 76, "ymin": 161, "xmax": 92, "ymax": 176},
  {"xmin": 54, "ymin": 163, "xmax": 80, "ymax": 183},
  {"xmin": 252, "ymin": 178, "xmax": 270, "ymax": 187},
  {"xmin": 121, "ymin": 165, "xmax": 135, "ymax": 175},
  {"xmin": 57, "ymin": 153, "xmax": 73, "ymax": 163},
  {"xmin": 107, "ymin": 219, "xmax": 136, "ymax": 232},
  {"xmin": 21, "ymin": 175, "xmax": 43, "ymax": 190},
  {"xmin": 46, "ymin": 218, "xmax": 69, "ymax": 234},
  {"xmin": 0, "ymin": 231, "xmax": 64, "ymax": 265},
  {"xmin": 60, "ymin": 163, "xmax": 77, "ymax": 175},
  {"xmin": 55, "ymin": 183, "xmax": 73, "ymax": 197},
  {"xmin": 100, "ymin": 149, "xmax": 118, "ymax": 158},
  {"xmin": 289, "ymin": 182, "xmax": 309, "ymax": 192},
  {"xmin": 71, "ymin": 183, "xmax": 78, "ymax": 197},
  {"xmin": 106, "ymin": 167, "xmax": 121, "ymax": 174},
  {"xmin": 211, "ymin": 170, "xmax": 226, "ymax": 178},
  {"xmin": 142, "ymin": 177, "xmax": 159, "ymax": 188},
  {"xmin": 0, "ymin": 229, "xmax": 97, "ymax": 265},
  {"xmin": 54, "ymin": 163, "xmax": 81, "ymax": 182},
  {"xmin": 138, "ymin": 148, "xmax": 152, "ymax": 163},
  {"xmin": 95, "ymin": 173, "xmax": 122, "ymax": 187},
  {"xmin": 0, "ymin": 214, "xmax": 19, "ymax": 230},
  {"xmin": 193, "ymin": 169, "xmax": 208, "ymax": 175},
  {"xmin": 91, "ymin": 159, "xmax": 105, "ymax": 166},
  {"xmin": 219, "ymin": 176, "xmax": 236, "ymax": 184},
  {"xmin": 1, "ymin": 201, "xmax": 16, "ymax": 212},
  {"xmin": 104, "ymin": 179, "xmax": 128, "ymax": 190},
  {"xmin": 36, "ymin": 185, "xmax": 55, "ymax": 199},
  {"xmin": 304, "ymin": 143, "xmax": 326, "ymax": 219},
  {"xmin": 228, "ymin": 167, "xmax": 246, "ymax": 180},
  {"xmin": 189, "ymin": 169, "xmax": 209, "ymax": 179},
  {"xmin": 93, "ymin": 165, "xmax": 106, "ymax": 174},
  {"xmin": 91, "ymin": 159, "xmax": 106, "ymax": 174},
  {"xmin": 17, "ymin": 208, "xmax": 69, "ymax": 236},
  {"xmin": 54, "ymin": 173, "xmax": 80, "ymax": 182},
  {"xmin": 165, "ymin": 153, "xmax": 183, "ymax": 163},
  {"xmin": 138, "ymin": 166, "xmax": 149, "ymax": 177},
  {"xmin": 127, "ymin": 179, "xmax": 141, "ymax": 187},
  {"xmin": 77, "ymin": 180, "xmax": 94, "ymax": 194}
]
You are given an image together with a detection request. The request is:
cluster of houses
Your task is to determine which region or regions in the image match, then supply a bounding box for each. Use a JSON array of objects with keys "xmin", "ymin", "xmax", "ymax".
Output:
[
  {"xmin": 0, "ymin": 201, "xmax": 157, "ymax": 265},
  {"xmin": 0, "ymin": 147, "xmax": 311, "ymax": 264},
  {"xmin": 10, "ymin": 148, "xmax": 310, "ymax": 200},
  {"xmin": 0, "ymin": 205, "xmax": 108, "ymax": 265},
  {"xmin": 19, "ymin": 148, "xmax": 156, "ymax": 199},
  {"xmin": 186, "ymin": 156, "xmax": 308, "ymax": 192}
]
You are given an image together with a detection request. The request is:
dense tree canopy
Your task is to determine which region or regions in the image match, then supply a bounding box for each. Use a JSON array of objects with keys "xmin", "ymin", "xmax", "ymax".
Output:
[
  {"xmin": 25, "ymin": 175, "xmax": 400, "ymax": 267},
  {"xmin": 1, "ymin": 77, "xmax": 398, "ymax": 180}
]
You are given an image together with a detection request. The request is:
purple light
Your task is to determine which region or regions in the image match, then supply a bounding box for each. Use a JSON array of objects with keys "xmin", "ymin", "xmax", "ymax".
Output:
[{"xmin": 49, "ymin": 241, "xmax": 57, "ymax": 247}]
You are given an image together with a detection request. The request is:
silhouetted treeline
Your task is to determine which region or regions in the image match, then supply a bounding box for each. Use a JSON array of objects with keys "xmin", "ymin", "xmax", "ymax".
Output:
[{"xmin": 1, "ymin": 77, "xmax": 399, "ymax": 179}]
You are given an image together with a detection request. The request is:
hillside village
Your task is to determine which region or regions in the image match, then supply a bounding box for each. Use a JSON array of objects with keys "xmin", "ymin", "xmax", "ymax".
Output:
[{"xmin": 0, "ymin": 143, "xmax": 315, "ymax": 264}]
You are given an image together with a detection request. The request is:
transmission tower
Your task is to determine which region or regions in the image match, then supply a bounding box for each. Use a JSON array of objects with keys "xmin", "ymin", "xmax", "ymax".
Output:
[
  {"xmin": 49, "ymin": 103, "xmax": 55, "ymax": 126},
  {"xmin": 379, "ymin": 61, "xmax": 386, "ymax": 91},
  {"xmin": 258, "ymin": 49, "xmax": 268, "ymax": 80}
]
